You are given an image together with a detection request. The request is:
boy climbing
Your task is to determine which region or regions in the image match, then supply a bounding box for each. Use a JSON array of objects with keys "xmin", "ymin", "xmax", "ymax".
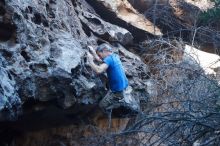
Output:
[{"xmin": 86, "ymin": 43, "xmax": 139, "ymax": 112}]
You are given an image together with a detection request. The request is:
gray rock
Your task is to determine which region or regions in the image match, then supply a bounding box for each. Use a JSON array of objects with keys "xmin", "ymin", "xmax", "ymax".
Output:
[
  {"xmin": 76, "ymin": 4, "xmax": 134, "ymax": 45},
  {"xmin": 0, "ymin": 0, "xmax": 150, "ymax": 121},
  {"xmin": 0, "ymin": 66, "xmax": 21, "ymax": 121}
]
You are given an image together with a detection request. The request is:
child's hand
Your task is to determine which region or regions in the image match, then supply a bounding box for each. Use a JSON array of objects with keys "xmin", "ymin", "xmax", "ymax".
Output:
[
  {"xmin": 88, "ymin": 46, "xmax": 96, "ymax": 54},
  {"xmin": 86, "ymin": 52, "xmax": 94, "ymax": 63}
]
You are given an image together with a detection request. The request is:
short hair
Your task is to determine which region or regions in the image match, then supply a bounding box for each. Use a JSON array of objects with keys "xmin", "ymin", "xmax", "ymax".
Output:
[{"xmin": 96, "ymin": 43, "xmax": 112, "ymax": 52}]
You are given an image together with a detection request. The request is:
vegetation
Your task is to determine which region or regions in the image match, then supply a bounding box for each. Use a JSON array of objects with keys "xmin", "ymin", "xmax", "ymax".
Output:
[{"xmin": 199, "ymin": 0, "xmax": 220, "ymax": 25}]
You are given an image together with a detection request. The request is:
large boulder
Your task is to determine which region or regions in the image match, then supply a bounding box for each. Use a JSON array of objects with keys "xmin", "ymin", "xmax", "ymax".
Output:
[
  {"xmin": 85, "ymin": 0, "xmax": 163, "ymax": 39},
  {"xmin": 0, "ymin": 0, "xmax": 149, "ymax": 122},
  {"xmin": 75, "ymin": 0, "xmax": 134, "ymax": 45},
  {"xmin": 128, "ymin": 0, "xmax": 214, "ymax": 27},
  {"xmin": 184, "ymin": 45, "xmax": 220, "ymax": 75}
]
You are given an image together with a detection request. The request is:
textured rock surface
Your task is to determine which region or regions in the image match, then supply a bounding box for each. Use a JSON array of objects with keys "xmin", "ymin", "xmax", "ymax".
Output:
[
  {"xmin": 0, "ymin": 0, "xmax": 149, "ymax": 123},
  {"xmin": 129, "ymin": 0, "xmax": 214, "ymax": 27},
  {"xmin": 128, "ymin": 0, "xmax": 220, "ymax": 53},
  {"xmin": 0, "ymin": 1, "xmax": 151, "ymax": 145},
  {"xmin": 184, "ymin": 45, "xmax": 220, "ymax": 75},
  {"xmin": 75, "ymin": 0, "xmax": 133, "ymax": 45},
  {"xmin": 91, "ymin": 0, "xmax": 162, "ymax": 36},
  {"xmin": 0, "ymin": 0, "xmax": 219, "ymax": 145},
  {"xmin": 0, "ymin": 66, "xmax": 21, "ymax": 120},
  {"xmin": 185, "ymin": 0, "xmax": 214, "ymax": 10}
]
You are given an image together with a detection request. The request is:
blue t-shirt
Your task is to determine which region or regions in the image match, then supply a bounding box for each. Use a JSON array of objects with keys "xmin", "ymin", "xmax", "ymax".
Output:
[{"xmin": 103, "ymin": 53, "xmax": 128, "ymax": 92}]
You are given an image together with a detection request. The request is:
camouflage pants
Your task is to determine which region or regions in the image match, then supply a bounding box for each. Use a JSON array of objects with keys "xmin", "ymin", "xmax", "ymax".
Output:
[{"xmin": 99, "ymin": 86, "xmax": 133, "ymax": 111}]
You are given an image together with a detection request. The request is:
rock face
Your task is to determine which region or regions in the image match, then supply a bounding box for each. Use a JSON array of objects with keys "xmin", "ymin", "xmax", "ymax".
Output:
[
  {"xmin": 185, "ymin": 0, "xmax": 214, "ymax": 11},
  {"xmin": 1, "ymin": 0, "xmax": 220, "ymax": 145},
  {"xmin": 0, "ymin": 1, "xmax": 151, "ymax": 144},
  {"xmin": 128, "ymin": 0, "xmax": 220, "ymax": 53},
  {"xmin": 91, "ymin": 0, "xmax": 162, "ymax": 36},
  {"xmin": 184, "ymin": 45, "xmax": 220, "ymax": 75},
  {"xmin": 75, "ymin": 0, "xmax": 134, "ymax": 45},
  {"xmin": 128, "ymin": 0, "xmax": 214, "ymax": 27},
  {"xmin": 0, "ymin": 0, "xmax": 150, "ymax": 124},
  {"xmin": 0, "ymin": 66, "xmax": 21, "ymax": 120}
]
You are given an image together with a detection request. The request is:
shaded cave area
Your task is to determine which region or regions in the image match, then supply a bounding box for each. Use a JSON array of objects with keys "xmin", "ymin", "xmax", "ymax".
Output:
[
  {"xmin": 0, "ymin": 100, "xmax": 137, "ymax": 145},
  {"xmin": 0, "ymin": 23, "xmax": 16, "ymax": 42}
]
